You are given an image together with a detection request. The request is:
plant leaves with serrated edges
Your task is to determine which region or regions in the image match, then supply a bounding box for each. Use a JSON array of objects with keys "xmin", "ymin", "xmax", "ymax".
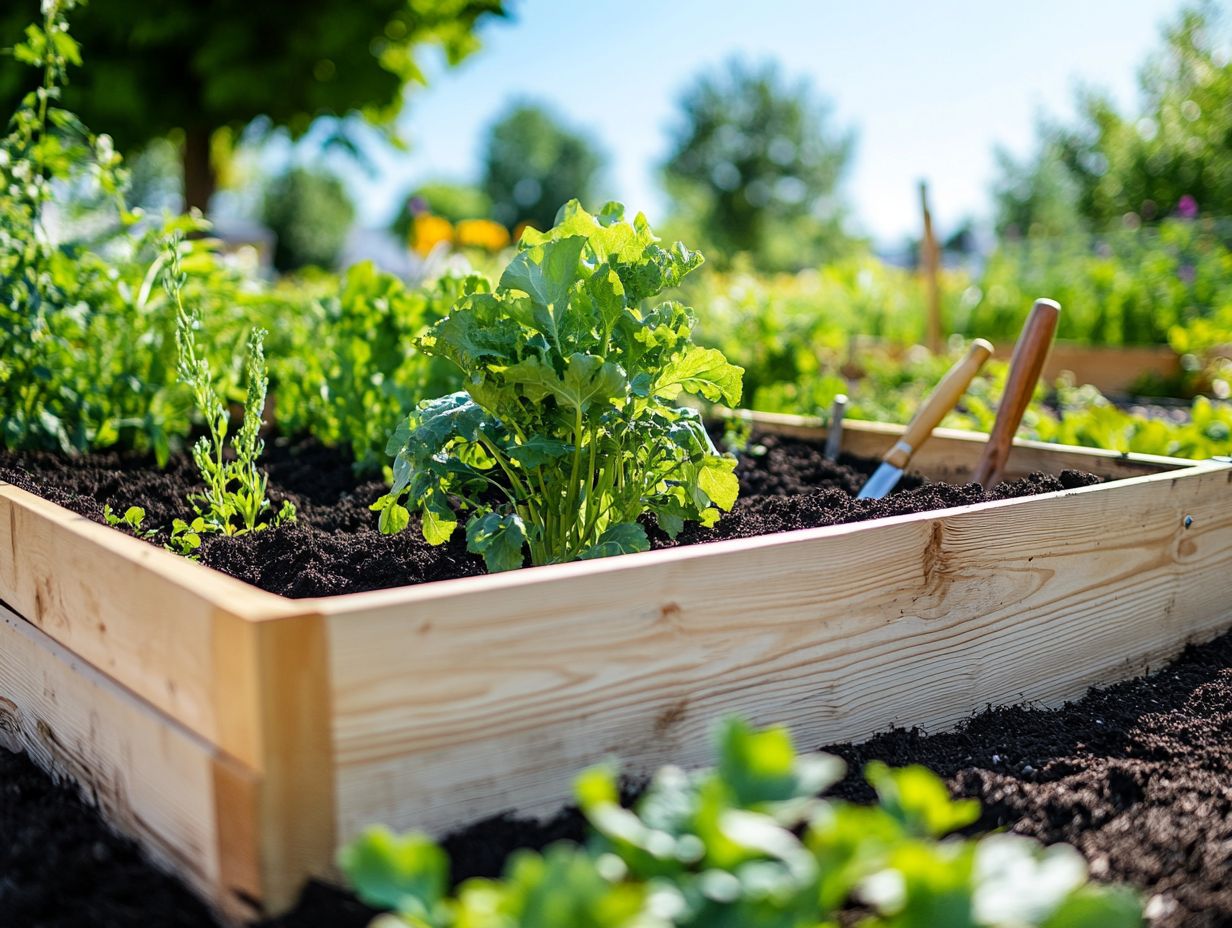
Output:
[
  {"xmin": 653, "ymin": 345, "xmax": 744, "ymax": 406},
  {"xmin": 503, "ymin": 353, "xmax": 627, "ymax": 413},
  {"xmin": 465, "ymin": 510, "xmax": 527, "ymax": 572},
  {"xmin": 578, "ymin": 522, "xmax": 650, "ymax": 560},
  {"xmin": 499, "ymin": 235, "xmax": 588, "ymax": 349}
]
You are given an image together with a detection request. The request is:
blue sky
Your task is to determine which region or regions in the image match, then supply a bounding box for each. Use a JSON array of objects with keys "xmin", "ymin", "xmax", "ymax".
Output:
[{"xmin": 333, "ymin": 0, "xmax": 1189, "ymax": 246}]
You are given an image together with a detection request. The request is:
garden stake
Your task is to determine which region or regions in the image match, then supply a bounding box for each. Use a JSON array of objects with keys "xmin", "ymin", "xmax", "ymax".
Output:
[
  {"xmin": 857, "ymin": 339, "xmax": 994, "ymax": 499},
  {"xmin": 972, "ymin": 298, "xmax": 1061, "ymax": 489},
  {"xmin": 824, "ymin": 393, "xmax": 848, "ymax": 461}
]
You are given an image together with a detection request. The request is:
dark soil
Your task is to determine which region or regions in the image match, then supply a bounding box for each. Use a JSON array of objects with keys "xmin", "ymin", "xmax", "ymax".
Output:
[
  {"xmin": 4, "ymin": 627, "xmax": 1230, "ymax": 927},
  {"xmin": 0, "ymin": 432, "xmax": 1101, "ymax": 599}
]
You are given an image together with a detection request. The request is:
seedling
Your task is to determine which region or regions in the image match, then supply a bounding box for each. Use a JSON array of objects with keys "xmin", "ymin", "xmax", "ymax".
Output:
[{"xmin": 164, "ymin": 234, "xmax": 293, "ymax": 554}]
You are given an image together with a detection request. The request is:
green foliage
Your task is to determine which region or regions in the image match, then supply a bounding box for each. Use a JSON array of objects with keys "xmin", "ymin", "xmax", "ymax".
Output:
[
  {"xmin": 966, "ymin": 219, "xmax": 1232, "ymax": 349},
  {"xmin": 0, "ymin": 0, "xmax": 208, "ymax": 463},
  {"xmin": 340, "ymin": 719, "xmax": 1142, "ymax": 928},
  {"xmin": 663, "ymin": 58, "xmax": 857, "ymax": 271},
  {"xmin": 164, "ymin": 236, "xmax": 293, "ymax": 551},
  {"xmin": 102, "ymin": 504, "xmax": 156, "ymax": 539},
  {"xmin": 482, "ymin": 102, "xmax": 605, "ymax": 232},
  {"xmin": 272, "ymin": 262, "xmax": 474, "ymax": 473},
  {"xmin": 0, "ymin": 0, "xmax": 508, "ymax": 208},
  {"xmin": 993, "ymin": 2, "xmax": 1232, "ymax": 236},
  {"xmin": 375, "ymin": 200, "xmax": 744, "ymax": 571},
  {"xmin": 261, "ymin": 166, "xmax": 356, "ymax": 272}
]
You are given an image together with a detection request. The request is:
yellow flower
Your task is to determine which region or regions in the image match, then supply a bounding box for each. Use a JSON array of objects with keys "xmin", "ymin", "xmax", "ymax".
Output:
[
  {"xmin": 455, "ymin": 218, "xmax": 510, "ymax": 252},
  {"xmin": 410, "ymin": 214, "xmax": 454, "ymax": 257}
]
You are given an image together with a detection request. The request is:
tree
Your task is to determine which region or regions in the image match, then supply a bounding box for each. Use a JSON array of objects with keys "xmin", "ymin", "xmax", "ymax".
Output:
[
  {"xmin": 0, "ymin": 0, "xmax": 507, "ymax": 213},
  {"xmin": 992, "ymin": 2, "xmax": 1232, "ymax": 236},
  {"xmin": 662, "ymin": 59, "xmax": 856, "ymax": 270},
  {"xmin": 481, "ymin": 101, "xmax": 605, "ymax": 232},
  {"xmin": 262, "ymin": 167, "xmax": 356, "ymax": 272}
]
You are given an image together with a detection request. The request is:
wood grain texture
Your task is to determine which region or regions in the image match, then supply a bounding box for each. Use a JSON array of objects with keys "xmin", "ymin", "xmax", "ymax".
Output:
[
  {"xmin": 321, "ymin": 459, "xmax": 1232, "ymax": 844},
  {"xmin": 0, "ymin": 603, "xmax": 260, "ymax": 925},
  {"xmin": 0, "ymin": 483, "xmax": 299, "ymax": 762}
]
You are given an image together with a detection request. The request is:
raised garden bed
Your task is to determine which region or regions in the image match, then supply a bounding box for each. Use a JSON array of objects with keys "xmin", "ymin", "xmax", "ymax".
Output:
[{"xmin": 2, "ymin": 414, "xmax": 1230, "ymax": 923}]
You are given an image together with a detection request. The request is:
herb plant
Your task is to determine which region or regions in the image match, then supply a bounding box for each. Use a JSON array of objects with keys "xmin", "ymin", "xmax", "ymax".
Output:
[
  {"xmin": 340, "ymin": 718, "xmax": 1143, "ymax": 928},
  {"xmin": 375, "ymin": 200, "xmax": 744, "ymax": 571},
  {"xmin": 163, "ymin": 236, "xmax": 293, "ymax": 552}
]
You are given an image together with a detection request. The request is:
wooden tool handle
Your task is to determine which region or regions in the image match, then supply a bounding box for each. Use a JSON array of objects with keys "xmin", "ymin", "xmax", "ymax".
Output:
[
  {"xmin": 884, "ymin": 339, "xmax": 994, "ymax": 469},
  {"xmin": 972, "ymin": 299, "xmax": 1061, "ymax": 489}
]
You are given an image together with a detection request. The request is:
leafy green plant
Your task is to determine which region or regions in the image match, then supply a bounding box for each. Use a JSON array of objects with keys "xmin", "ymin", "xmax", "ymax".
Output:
[
  {"xmin": 340, "ymin": 718, "xmax": 1143, "ymax": 928},
  {"xmin": 271, "ymin": 262, "xmax": 473, "ymax": 473},
  {"xmin": 374, "ymin": 200, "xmax": 744, "ymax": 571},
  {"xmin": 102, "ymin": 504, "xmax": 157, "ymax": 539},
  {"xmin": 163, "ymin": 235, "xmax": 293, "ymax": 553}
]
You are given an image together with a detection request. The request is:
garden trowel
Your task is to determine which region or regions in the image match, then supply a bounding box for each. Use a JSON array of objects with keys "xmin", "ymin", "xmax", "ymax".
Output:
[
  {"xmin": 972, "ymin": 299, "xmax": 1061, "ymax": 489},
  {"xmin": 856, "ymin": 338, "xmax": 994, "ymax": 499}
]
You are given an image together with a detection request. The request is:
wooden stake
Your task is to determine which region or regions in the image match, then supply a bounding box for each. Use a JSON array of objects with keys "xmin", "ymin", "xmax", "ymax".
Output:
[
  {"xmin": 972, "ymin": 299, "xmax": 1061, "ymax": 488},
  {"xmin": 919, "ymin": 181, "xmax": 942, "ymax": 354}
]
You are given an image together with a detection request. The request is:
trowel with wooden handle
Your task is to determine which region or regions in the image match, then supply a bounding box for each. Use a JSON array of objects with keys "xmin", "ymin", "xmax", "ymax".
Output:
[
  {"xmin": 856, "ymin": 338, "xmax": 994, "ymax": 499},
  {"xmin": 972, "ymin": 299, "xmax": 1060, "ymax": 489}
]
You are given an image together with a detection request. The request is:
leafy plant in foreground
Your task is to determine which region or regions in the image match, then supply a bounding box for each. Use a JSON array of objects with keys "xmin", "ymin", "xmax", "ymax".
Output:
[
  {"xmin": 340, "ymin": 719, "xmax": 1143, "ymax": 927},
  {"xmin": 375, "ymin": 200, "xmax": 744, "ymax": 571},
  {"xmin": 163, "ymin": 236, "xmax": 293, "ymax": 553}
]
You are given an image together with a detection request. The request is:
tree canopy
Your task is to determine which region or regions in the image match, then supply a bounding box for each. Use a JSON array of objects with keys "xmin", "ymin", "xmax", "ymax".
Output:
[
  {"xmin": 0, "ymin": 0, "xmax": 507, "ymax": 211},
  {"xmin": 662, "ymin": 59, "xmax": 856, "ymax": 270},
  {"xmin": 993, "ymin": 2, "xmax": 1231, "ymax": 238},
  {"xmin": 481, "ymin": 101, "xmax": 605, "ymax": 232}
]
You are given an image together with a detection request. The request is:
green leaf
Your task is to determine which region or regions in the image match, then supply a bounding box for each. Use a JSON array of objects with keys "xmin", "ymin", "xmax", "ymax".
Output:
[
  {"xmin": 716, "ymin": 718, "xmax": 844, "ymax": 811},
  {"xmin": 465, "ymin": 511, "xmax": 527, "ymax": 572},
  {"xmin": 421, "ymin": 494, "xmax": 457, "ymax": 545},
  {"xmin": 653, "ymin": 346, "xmax": 744, "ymax": 406},
  {"xmin": 377, "ymin": 500, "xmax": 411, "ymax": 535},
  {"xmin": 336, "ymin": 825, "xmax": 448, "ymax": 917},
  {"xmin": 499, "ymin": 235, "xmax": 588, "ymax": 347},
  {"xmin": 503, "ymin": 353, "xmax": 627, "ymax": 413},
  {"xmin": 1040, "ymin": 885, "xmax": 1144, "ymax": 927},
  {"xmin": 866, "ymin": 762, "xmax": 981, "ymax": 838},
  {"xmin": 697, "ymin": 456, "xmax": 739, "ymax": 511},
  {"xmin": 506, "ymin": 436, "xmax": 573, "ymax": 468},
  {"xmin": 578, "ymin": 523, "xmax": 650, "ymax": 560}
]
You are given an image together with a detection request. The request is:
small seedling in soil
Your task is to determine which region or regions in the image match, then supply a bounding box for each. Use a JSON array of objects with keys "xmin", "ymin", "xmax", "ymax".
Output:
[
  {"xmin": 375, "ymin": 200, "xmax": 744, "ymax": 572},
  {"xmin": 102, "ymin": 504, "xmax": 157, "ymax": 540},
  {"xmin": 163, "ymin": 234, "xmax": 294, "ymax": 555}
]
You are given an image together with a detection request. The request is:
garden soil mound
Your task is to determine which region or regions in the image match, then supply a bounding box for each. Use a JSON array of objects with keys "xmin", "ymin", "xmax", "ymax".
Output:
[
  {"xmin": 0, "ymin": 432, "xmax": 1099, "ymax": 598},
  {"xmin": 3, "ymin": 628, "xmax": 1229, "ymax": 927}
]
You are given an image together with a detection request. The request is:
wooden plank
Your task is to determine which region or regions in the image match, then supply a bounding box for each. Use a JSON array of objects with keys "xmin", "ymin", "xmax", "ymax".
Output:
[
  {"xmin": 319, "ymin": 461, "xmax": 1232, "ymax": 844},
  {"xmin": 994, "ymin": 341, "xmax": 1181, "ymax": 396},
  {"xmin": 729, "ymin": 410, "xmax": 1190, "ymax": 482},
  {"xmin": 0, "ymin": 604, "xmax": 261, "ymax": 925},
  {"xmin": 0, "ymin": 482, "xmax": 300, "ymax": 763}
]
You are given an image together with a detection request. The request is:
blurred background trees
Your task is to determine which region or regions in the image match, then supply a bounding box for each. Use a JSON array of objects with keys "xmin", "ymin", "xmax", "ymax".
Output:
[
  {"xmin": 480, "ymin": 101, "xmax": 606, "ymax": 232},
  {"xmin": 993, "ymin": 1, "xmax": 1230, "ymax": 238},
  {"xmin": 0, "ymin": 0, "xmax": 507, "ymax": 213},
  {"xmin": 662, "ymin": 59, "xmax": 857, "ymax": 271},
  {"xmin": 261, "ymin": 168, "xmax": 356, "ymax": 272}
]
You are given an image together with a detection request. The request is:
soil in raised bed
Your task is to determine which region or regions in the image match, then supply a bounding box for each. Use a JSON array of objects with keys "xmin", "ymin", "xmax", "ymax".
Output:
[
  {"xmin": 0, "ymin": 432, "xmax": 1100, "ymax": 599},
  {"xmin": 4, "ymin": 626, "xmax": 1230, "ymax": 927}
]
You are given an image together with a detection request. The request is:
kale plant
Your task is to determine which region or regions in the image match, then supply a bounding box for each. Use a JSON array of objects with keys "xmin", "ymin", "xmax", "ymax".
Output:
[
  {"xmin": 163, "ymin": 236, "xmax": 293, "ymax": 552},
  {"xmin": 374, "ymin": 200, "xmax": 744, "ymax": 571}
]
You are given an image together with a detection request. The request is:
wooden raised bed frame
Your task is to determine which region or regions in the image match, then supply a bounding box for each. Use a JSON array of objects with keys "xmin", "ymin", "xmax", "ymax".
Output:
[{"xmin": 2, "ymin": 415, "xmax": 1230, "ymax": 923}]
